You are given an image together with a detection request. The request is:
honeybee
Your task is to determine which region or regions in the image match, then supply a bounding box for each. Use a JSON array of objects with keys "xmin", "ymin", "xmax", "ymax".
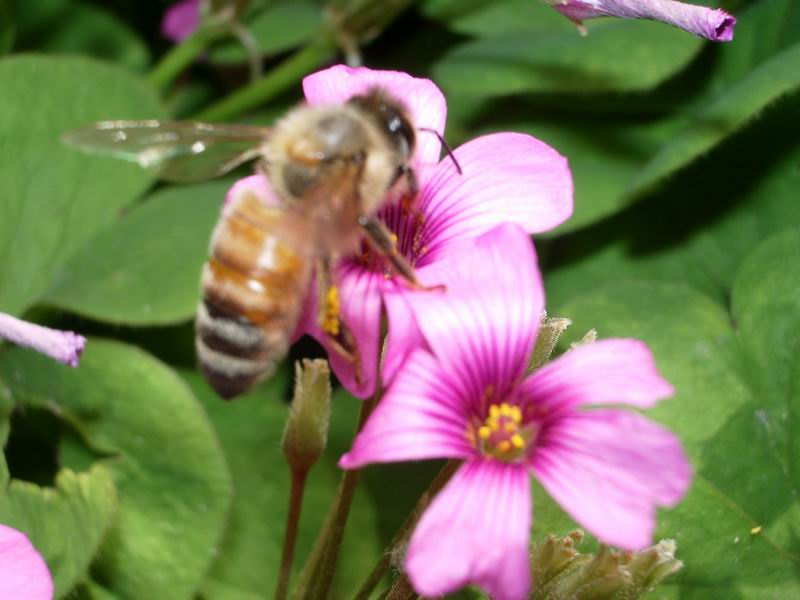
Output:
[{"xmin": 64, "ymin": 89, "xmax": 438, "ymax": 399}]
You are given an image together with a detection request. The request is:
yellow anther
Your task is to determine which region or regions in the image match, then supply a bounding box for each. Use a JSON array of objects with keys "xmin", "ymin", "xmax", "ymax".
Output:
[
  {"xmin": 390, "ymin": 233, "xmax": 398, "ymax": 244},
  {"xmin": 500, "ymin": 403, "xmax": 512, "ymax": 417},
  {"xmin": 497, "ymin": 440, "xmax": 512, "ymax": 453},
  {"xmin": 478, "ymin": 426, "xmax": 491, "ymax": 440},
  {"xmin": 510, "ymin": 406, "xmax": 522, "ymax": 423},
  {"xmin": 489, "ymin": 405, "xmax": 500, "ymax": 419},
  {"xmin": 511, "ymin": 434, "xmax": 525, "ymax": 449},
  {"xmin": 505, "ymin": 422, "xmax": 516, "ymax": 433}
]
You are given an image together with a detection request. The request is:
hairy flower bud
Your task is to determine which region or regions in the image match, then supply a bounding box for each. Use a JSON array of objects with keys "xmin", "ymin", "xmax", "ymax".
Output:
[
  {"xmin": 530, "ymin": 531, "xmax": 683, "ymax": 599},
  {"xmin": 530, "ymin": 312, "xmax": 572, "ymax": 371},
  {"xmin": 281, "ymin": 359, "xmax": 332, "ymax": 476}
]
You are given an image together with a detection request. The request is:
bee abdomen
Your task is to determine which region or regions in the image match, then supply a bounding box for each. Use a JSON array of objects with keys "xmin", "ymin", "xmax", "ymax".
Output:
[{"xmin": 196, "ymin": 299, "xmax": 289, "ymax": 400}]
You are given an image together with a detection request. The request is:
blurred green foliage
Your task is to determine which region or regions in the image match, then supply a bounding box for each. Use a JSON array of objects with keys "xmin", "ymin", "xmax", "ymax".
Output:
[{"xmin": 0, "ymin": 0, "xmax": 799, "ymax": 598}]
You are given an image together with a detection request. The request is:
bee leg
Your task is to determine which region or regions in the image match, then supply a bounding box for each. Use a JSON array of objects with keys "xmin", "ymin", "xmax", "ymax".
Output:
[
  {"xmin": 316, "ymin": 257, "xmax": 363, "ymax": 385},
  {"xmin": 357, "ymin": 216, "xmax": 446, "ymax": 293},
  {"xmin": 398, "ymin": 166, "xmax": 420, "ymax": 216}
]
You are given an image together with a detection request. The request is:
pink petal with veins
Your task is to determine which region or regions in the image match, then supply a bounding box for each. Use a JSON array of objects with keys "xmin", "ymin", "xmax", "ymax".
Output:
[
  {"xmin": 415, "ymin": 133, "xmax": 573, "ymax": 264},
  {"xmin": 406, "ymin": 459, "xmax": 532, "ymax": 600},
  {"xmin": 403, "ymin": 224, "xmax": 544, "ymax": 409},
  {"xmin": 520, "ymin": 338, "xmax": 674, "ymax": 412},
  {"xmin": 532, "ymin": 409, "xmax": 692, "ymax": 550},
  {"xmin": 339, "ymin": 348, "xmax": 474, "ymax": 468}
]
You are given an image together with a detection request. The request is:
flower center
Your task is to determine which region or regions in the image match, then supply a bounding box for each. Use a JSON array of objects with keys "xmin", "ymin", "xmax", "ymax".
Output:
[{"xmin": 468, "ymin": 402, "xmax": 530, "ymax": 462}]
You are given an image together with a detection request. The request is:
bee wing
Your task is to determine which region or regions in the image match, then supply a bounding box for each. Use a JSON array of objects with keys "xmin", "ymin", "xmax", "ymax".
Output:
[{"xmin": 62, "ymin": 120, "xmax": 271, "ymax": 183}]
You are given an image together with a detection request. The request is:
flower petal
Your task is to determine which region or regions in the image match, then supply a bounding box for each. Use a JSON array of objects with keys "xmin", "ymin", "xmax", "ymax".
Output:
[
  {"xmin": 224, "ymin": 174, "xmax": 282, "ymax": 207},
  {"xmin": 0, "ymin": 313, "xmax": 85, "ymax": 367},
  {"xmin": 532, "ymin": 409, "xmax": 692, "ymax": 550},
  {"xmin": 0, "ymin": 524, "xmax": 53, "ymax": 600},
  {"xmin": 415, "ymin": 132, "xmax": 572, "ymax": 264},
  {"xmin": 548, "ymin": 0, "xmax": 736, "ymax": 42},
  {"xmin": 405, "ymin": 224, "xmax": 544, "ymax": 411},
  {"xmin": 380, "ymin": 284, "xmax": 425, "ymax": 386},
  {"xmin": 306, "ymin": 263, "xmax": 384, "ymax": 399},
  {"xmin": 161, "ymin": 0, "xmax": 201, "ymax": 42},
  {"xmin": 520, "ymin": 338, "xmax": 674, "ymax": 412},
  {"xmin": 339, "ymin": 348, "xmax": 474, "ymax": 468},
  {"xmin": 406, "ymin": 459, "xmax": 531, "ymax": 600},
  {"xmin": 302, "ymin": 65, "xmax": 447, "ymax": 166}
]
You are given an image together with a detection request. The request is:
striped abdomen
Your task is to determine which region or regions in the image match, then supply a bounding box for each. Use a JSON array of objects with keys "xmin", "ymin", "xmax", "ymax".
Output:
[{"xmin": 196, "ymin": 190, "xmax": 311, "ymax": 399}]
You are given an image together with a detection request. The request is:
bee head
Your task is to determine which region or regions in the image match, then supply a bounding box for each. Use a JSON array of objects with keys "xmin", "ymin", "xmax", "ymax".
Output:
[{"xmin": 348, "ymin": 89, "xmax": 416, "ymax": 162}]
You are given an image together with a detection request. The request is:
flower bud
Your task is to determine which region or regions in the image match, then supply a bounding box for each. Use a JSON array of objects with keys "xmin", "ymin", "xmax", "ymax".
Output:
[
  {"xmin": 530, "ymin": 312, "xmax": 572, "ymax": 371},
  {"xmin": 281, "ymin": 359, "xmax": 332, "ymax": 476},
  {"xmin": 530, "ymin": 531, "xmax": 683, "ymax": 599}
]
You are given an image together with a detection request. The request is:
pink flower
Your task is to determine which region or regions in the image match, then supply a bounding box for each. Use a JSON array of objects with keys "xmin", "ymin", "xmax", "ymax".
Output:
[
  {"xmin": 0, "ymin": 524, "xmax": 53, "ymax": 600},
  {"xmin": 0, "ymin": 312, "xmax": 85, "ymax": 367},
  {"xmin": 545, "ymin": 0, "xmax": 736, "ymax": 41},
  {"xmin": 298, "ymin": 65, "xmax": 573, "ymax": 398},
  {"xmin": 162, "ymin": 0, "xmax": 201, "ymax": 42},
  {"xmin": 339, "ymin": 225, "xmax": 692, "ymax": 600}
]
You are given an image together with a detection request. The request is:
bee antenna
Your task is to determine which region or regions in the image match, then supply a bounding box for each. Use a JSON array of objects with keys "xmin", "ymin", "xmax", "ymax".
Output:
[{"xmin": 418, "ymin": 127, "xmax": 462, "ymax": 175}]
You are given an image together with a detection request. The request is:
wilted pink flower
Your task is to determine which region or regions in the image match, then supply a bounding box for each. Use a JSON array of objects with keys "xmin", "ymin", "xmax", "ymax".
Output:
[
  {"xmin": 297, "ymin": 65, "xmax": 572, "ymax": 397},
  {"xmin": 0, "ymin": 312, "xmax": 85, "ymax": 367},
  {"xmin": 339, "ymin": 225, "xmax": 692, "ymax": 600},
  {"xmin": 162, "ymin": 0, "xmax": 201, "ymax": 42},
  {"xmin": 545, "ymin": 0, "xmax": 736, "ymax": 41},
  {"xmin": 0, "ymin": 524, "xmax": 53, "ymax": 600}
]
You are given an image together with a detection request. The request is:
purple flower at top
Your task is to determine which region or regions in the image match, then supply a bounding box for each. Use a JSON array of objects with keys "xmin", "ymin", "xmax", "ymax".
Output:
[
  {"xmin": 162, "ymin": 0, "xmax": 201, "ymax": 42},
  {"xmin": 0, "ymin": 312, "xmax": 85, "ymax": 367},
  {"xmin": 545, "ymin": 0, "xmax": 736, "ymax": 41},
  {"xmin": 339, "ymin": 224, "xmax": 692, "ymax": 600},
  {"xmin": 0, "ymin": 524, "xmax": 53, "ymax": 600},
  {"xmin": 299, "ymin": 65, "xmax": 572, "ymax": 398}
]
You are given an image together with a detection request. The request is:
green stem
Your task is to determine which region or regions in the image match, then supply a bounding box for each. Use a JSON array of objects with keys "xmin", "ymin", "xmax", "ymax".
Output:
[
  {"xmin": 148, "ymin": 25, "xmax": 227, "ymax": 91},
  {"xmin": 193, "ymin": 35, "xmax": 337, "ymax": 122},
  {"xmin": 291, "ymin": 391, "xmax": 378, "ymax": 600},
  {"xmin": 275, "ymin": 469, "xmax": 309, "ymax": 600},
  {"xmin": 384, "ymin": 575, "xmax": 418, "ymax": 600},
  {"xmin": 353, "ymin": 459, "xmax": 460, "ymax": 600}
]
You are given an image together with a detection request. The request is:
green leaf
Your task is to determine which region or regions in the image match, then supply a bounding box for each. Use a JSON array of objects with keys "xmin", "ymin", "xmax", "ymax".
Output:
[
  {"xmin": 629, "ymin": 40, "xmax": 800, "ymax": 196},
  {"xmin": 432, "ymin": 19, "xmax": 702, "ymax": 96},
  {"xmin": 183, "ymin": 371, "xmax": 383, "ymax": 600},
  {"xmin": 0, "ymin": 0, "xmax": 13, "ymax": 54},
  {"xmin": 44, "ymin": 181, "xmax": 229, "ymax": 326},
  {"xmin": 551, "ymin": 273, "xmax": 800, "ymax": 597},
  {"xmin": 0, "ymin": 340, "xmax": 233, "ymax": 599},
  {"xmin": 210, "ymin": 1, "xmax": 322, "ymax": 64},
  {"xmin": 545, "ymin": 97, "xmax": 800, "ymax": 309},
  {"xmin": 10, "ymin": 0, "xmax": 150, "ymax": 69},
  {"xmin": 420, "ymin": 0, "xmax": 572, "ymax": 37},
  {"xmin": 0, "ymin": 467, "xmax": 118, "ymax": 599},
  {"xmin": 0, "ymin": 55, "xmax": 165, "ymax": 316}
]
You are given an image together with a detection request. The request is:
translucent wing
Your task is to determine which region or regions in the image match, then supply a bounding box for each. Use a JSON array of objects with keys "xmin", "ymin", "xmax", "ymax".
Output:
[{"xmin": 62, "ymin": 120, "xmax": 271, "ymax": 183}]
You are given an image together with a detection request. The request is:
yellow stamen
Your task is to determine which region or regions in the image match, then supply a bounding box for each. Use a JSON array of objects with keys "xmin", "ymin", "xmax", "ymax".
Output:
[
  {"xmin": 497, "ymin": 440, "xmax": 512, "ymax": 453},
  {"xmin": 478, "ymin": 426, "xmax": 491, "ymax": 440},
  {"xmin": 510, "ymin": 406, "xmax": 522, "ymax": 424},
  {"xmin": 511, "ymin": 434, "xmax": 525, "ymax": 449},
  {"xmin": 500, "ymin": 403, "xmax": 512, "ymax": 417},
  {"xmin": 505, "ymin": 422, "xmax": 516, "ymax": 433},
  {"xmin": 489, "ymin": 405, "xmax": 499, "ymax": 419}
]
